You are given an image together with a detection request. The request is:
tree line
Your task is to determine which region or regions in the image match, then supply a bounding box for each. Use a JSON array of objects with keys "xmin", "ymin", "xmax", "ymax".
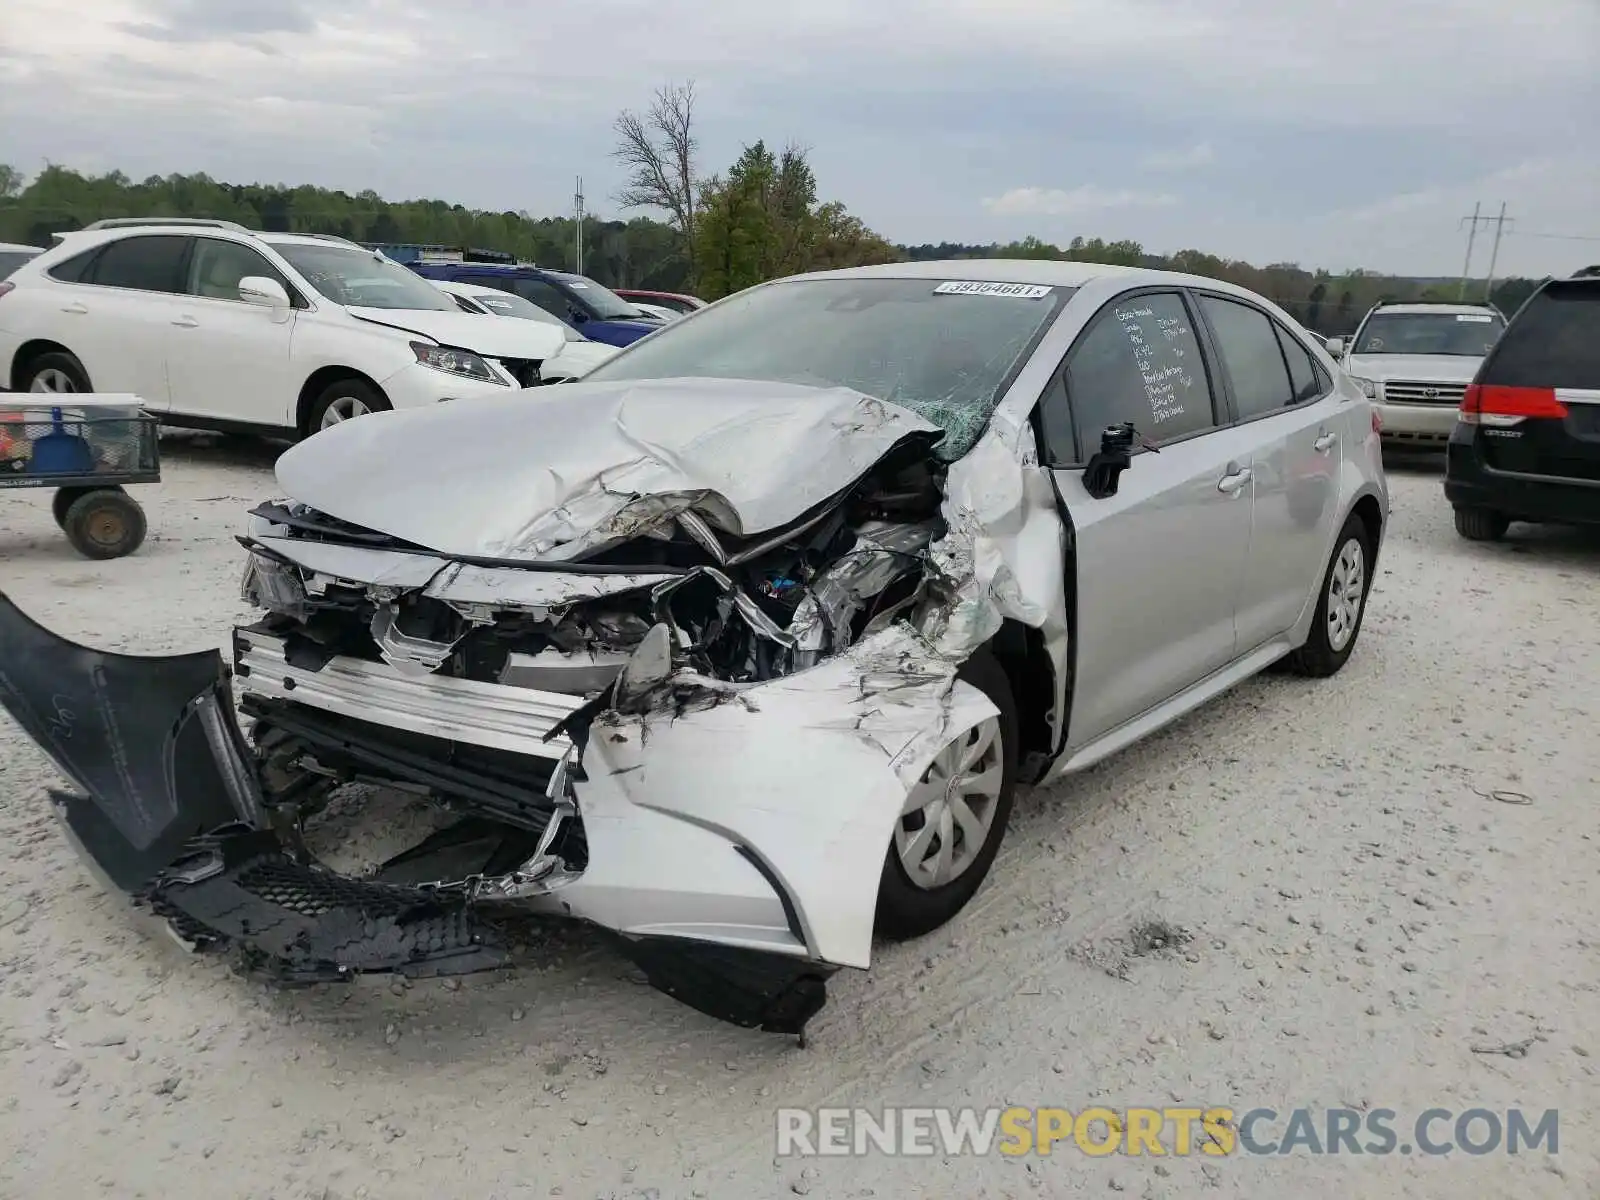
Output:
[{"xmin": 0, "ymin": 81, "xmax": 1547, "ymax": 332}]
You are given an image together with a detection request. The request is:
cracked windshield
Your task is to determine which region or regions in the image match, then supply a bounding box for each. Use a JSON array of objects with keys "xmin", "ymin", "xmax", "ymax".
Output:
[{"xmin": 583, "ymin": 278, "xmax": 1069, "ymax": 459}]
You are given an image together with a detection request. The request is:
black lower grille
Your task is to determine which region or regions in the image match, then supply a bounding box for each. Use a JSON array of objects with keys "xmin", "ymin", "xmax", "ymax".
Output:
[
  {"xmin": 496, "ymin": 358, "xmax": 543, "ymax": 388},
  {"xmin": 244, "ymin": 697, "xmax": 559, "ymax": 834}
]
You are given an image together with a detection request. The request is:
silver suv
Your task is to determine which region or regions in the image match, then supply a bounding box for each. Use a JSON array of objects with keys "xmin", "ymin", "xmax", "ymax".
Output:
[
  {"xmin": 1330, "ymin": 301, "xmax": 1506, "ymax": 445},
  {"xmin": 0, "ymin": 261, "xmax": 1389, "ymax": 1035}
]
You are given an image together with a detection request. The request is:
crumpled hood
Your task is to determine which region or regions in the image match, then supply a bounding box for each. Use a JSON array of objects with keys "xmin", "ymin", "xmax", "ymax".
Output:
[
  {"xmin": 273, "ymin": 377, "xmax": 943, "ymax": 561},
  {"xmin": 1344, "ymin": 354, "xmax": 1483, "ymax": 384},
  {"xmin": 346, "ymin": 306, "xmax": 565, "ymax": 361}
]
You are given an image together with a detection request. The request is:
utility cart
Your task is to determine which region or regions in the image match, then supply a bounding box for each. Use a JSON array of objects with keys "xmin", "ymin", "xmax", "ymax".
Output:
[{"xmin": 0, "ymin": 396, "xmax": 160, "ymax": 559}]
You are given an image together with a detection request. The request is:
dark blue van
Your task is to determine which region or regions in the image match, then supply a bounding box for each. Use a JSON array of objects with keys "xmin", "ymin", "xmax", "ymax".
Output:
[{"xmin": 368, "ymin": 246, "xmax": 666, "ymax": 348}]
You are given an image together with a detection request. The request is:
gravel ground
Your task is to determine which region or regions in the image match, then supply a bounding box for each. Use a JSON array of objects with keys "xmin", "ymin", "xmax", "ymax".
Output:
[{"xmin": 0, "ymin": 436, "xmax": 1596, "ymax": 1200}]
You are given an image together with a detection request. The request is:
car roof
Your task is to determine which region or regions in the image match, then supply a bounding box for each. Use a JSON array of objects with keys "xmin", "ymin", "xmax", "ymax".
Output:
[
  {"xmin": 796, "ymin": 259, "xmax": 1148, "ymax": 288},
  {"xmin": 422, "ymin": 262, "xmax": 546, "ymax": 275},
  {"xmin": 777, "ymin": 258, "xmax": 1309, "ymax": 310},
  {"xmin": 0, "ymin": 242, "xmax": 41, "ymax": 254},
  {"xmin": 257, "ymin": 233, "xmax": 367, "ymax": 249},
  {"xmin": 1368, "ymin": 302, "xmax": 1500, "ymax": 317}
]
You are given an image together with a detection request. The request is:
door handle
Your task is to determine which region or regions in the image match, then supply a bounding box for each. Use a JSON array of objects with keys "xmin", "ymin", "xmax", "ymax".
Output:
[
  {"xmin": 171, "ymin": 315, "xmax": 199, "ymax": 328},
  {"xmin": 1314, "ymin": 432, "xmax": 1337, "ymax": 453},
  {"xmin": 61, "ymin": 303, "xmax": 88, "ymax": 315},
  {"xmin": 1217, "ymin": 466, "xmax": 1252, "ymax": 495}
]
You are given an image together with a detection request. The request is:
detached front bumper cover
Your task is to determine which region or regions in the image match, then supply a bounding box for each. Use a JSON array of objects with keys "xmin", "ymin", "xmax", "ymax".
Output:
[{"xmin": 0, "ymin": 591, "xmax": 829, "ymax": 1034}]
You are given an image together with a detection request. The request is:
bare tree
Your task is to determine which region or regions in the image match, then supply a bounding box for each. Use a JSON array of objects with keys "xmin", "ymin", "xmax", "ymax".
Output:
[{"xmin": 612, "ymin": 81, "xmax": 699, "ymax": 284}]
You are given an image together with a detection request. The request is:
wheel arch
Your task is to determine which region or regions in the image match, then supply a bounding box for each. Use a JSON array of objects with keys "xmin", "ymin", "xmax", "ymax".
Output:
[
  {"xmin": 295, "ymin": 367, "xmax": 386, "ymax": 437},
  {"xmin": 10, "ymin": 339, "xmax": 79, "ymax": 390},
  {"xmin": 1348, "ymin": 489, "xmax": 1385, "ymax": 570},
  {"xmin": 986, "ymin": 618, "xmax": 1059, "ymax": 785}
]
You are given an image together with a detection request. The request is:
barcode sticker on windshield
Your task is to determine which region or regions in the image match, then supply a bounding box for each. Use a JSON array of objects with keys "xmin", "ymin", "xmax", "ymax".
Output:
[
  {"xmin": 1456, "ymin": 313, "xmax": 1493, "ymax": 322},
  {"xmin": 934, "ymin": 281, "xmax": 1052, "ymax": 299}
]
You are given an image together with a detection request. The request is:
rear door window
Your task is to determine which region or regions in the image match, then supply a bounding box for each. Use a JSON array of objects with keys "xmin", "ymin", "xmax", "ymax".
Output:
[
  {"xmin": 1483, "ymin": 283, "xmax": 1600, "ymax": 389},
  {"xmin": 87, "ymin": 235, "xmax": 189, "ymax": 293},
  {"xmin": 1276, "ymin": 326, "xmax": 1330, "ymax": 403},
  {"xmin": 1196, "ymin": 295, "xmax": 1295, "ymax": 419}
]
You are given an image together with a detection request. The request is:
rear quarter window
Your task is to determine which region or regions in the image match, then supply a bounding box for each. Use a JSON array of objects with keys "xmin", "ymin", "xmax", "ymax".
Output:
[
  {"xmin": 46, "ymin": 247, "xmax": 103, "ymax": 283},
  {"xmin": 1483, "ymin": 283, "xmax": 1600, "ymax": 390}
]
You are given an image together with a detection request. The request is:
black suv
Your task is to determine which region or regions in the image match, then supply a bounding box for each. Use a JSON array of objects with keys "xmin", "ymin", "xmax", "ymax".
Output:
[{"xmin": 1445, "ymin": 272, "xmax": 1600, "ymax": 540}]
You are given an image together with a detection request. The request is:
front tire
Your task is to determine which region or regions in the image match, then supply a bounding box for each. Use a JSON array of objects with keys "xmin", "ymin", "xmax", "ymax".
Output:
[
  {"xmin": 305, "ymin": 378, "xmax": 391, "ymax": 435},
  {"xmin": 1286, "ymin": 513, "xmax": 1372, "ymax": 678},
  {"xmin": 20, "ymin": 350, "xmax": 92, "ymax": 394},
  {"xmin": 1454, "ymin": 507, "xmax": 1509, "ymax": 542},
  {"xmin": 875, "ymin": 652, "xmax": 1018, "ymax": 941}
]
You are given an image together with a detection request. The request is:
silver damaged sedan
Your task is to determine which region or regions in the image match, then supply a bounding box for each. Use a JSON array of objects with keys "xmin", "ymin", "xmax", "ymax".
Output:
[{"xmin": 0, "ymin": 260, "xmax": 1388, "ymax": 1036}]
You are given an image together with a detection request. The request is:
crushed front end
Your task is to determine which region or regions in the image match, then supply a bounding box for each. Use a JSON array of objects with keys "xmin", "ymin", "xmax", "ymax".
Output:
[{"xmin": 0, "ymin": 386, "xmax": 1067, "ymax": 1037}]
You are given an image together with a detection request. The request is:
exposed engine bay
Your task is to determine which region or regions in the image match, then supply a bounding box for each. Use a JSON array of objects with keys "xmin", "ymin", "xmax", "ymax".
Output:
[{"xmin": 244, "ymin": 440, "xmax": 946, "ymax": 701}]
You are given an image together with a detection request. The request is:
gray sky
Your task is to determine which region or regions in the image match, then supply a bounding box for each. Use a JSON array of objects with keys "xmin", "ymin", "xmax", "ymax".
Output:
[{"xmin": 2, "ymin": 0, "xmax": 1596, "ymax": 278}]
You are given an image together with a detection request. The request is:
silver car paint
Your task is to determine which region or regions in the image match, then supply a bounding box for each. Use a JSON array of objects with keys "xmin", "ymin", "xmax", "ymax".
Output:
[{"xmin": 203, "ymin": 261, "xmax": 1391, "ymax": 972}]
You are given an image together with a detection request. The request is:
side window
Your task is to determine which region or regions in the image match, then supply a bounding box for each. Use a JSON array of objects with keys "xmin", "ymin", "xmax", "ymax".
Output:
[
  {"xmin": 1197, "ymin": 295, "xmax": 1294, "ymax": 419},
  {"xmin": 1061, "ymin": 291, "xmax": 1217, "ymax": 458},
  {"xmin": 47, "ymin": 248, "xmax": 102, "ymax": 283},
  {"xmin": 86, "ymin": 235, "xmax": 189, "ymax": 294},
  {"xmin": 511, "ymin": 278, "xmax": 577, "ymax": 319},
  {"xmin": 188, "ymin": 239, "xmax": 292, "ymax": 303},
  {"xmin": 1274, "ymin": 324, "xmax": 1329, "ymax": 404}
]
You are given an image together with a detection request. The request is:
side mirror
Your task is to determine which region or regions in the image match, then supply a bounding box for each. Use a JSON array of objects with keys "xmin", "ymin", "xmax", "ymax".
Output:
[
  {"xmin": 1082, "ymin": 422, "xmax": 1140, "ymax": 499},
  {"xmin": 239, "ymin": 276, "xmax": 291, "ymax": 321},
  {"xmin": 1325, "ymin": 337, "xmax": 1345, "ymax": 358}
]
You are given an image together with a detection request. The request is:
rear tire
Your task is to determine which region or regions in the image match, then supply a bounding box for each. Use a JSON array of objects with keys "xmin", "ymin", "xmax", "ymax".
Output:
[
  {"xmin": 875, "ymin": 652, "xmax": 1018, "ymax": 942},
  {"xmin": 1453, "ymin": 507, "xmax": 1509, "ymax": 542},
  {"xmin": 62, "ymin": 488, "xmax": 147, "ymax": 560},
  {"xmin": 305, "ymin": 378, "xmax": 391, "ymax": 436},
  {"xmin": 19, "ymin": 350, "xmax": 92, "ymax": 394},
  {"xmin": 1286, "ymin": 512, "xmax": 1372, "ymax": 679}
]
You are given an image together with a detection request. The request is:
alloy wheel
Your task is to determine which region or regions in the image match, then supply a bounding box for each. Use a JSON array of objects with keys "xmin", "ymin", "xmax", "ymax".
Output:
[
  {"xmin": 29, "ymin": 369, "xmax": 76, "ymax": 393},
  {"xmin": 319, "ymin": 395, "xmax": 372, "ymax": 428}
]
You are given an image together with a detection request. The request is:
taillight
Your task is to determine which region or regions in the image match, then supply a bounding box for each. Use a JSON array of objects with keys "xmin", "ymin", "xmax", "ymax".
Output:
[
  {"xmin": 0, "ymin": 282, "xmax": 13, "ymax": 300},
  {"xmin": 1460, "ymin": 384, "xmax": 1568, "ymax": 426}
]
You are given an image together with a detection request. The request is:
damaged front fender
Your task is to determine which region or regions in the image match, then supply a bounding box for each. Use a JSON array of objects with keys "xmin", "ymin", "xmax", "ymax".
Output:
[{"xmin": 547, "ymin": 624, "xmax": 1001, "ymax": 971}]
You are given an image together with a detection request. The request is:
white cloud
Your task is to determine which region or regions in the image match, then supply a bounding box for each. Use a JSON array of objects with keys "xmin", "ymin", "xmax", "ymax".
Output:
[
  {"xmin": 0, "ymin": 0, "xmax": 1594, "ymax": 275},
  {"xmin": 982, "ymin": 186, "xmax": 1178, "ymax": 218},
  {"xmin": 1143, "ymin": 143, "xmax": 1215, "ymax": 171}
]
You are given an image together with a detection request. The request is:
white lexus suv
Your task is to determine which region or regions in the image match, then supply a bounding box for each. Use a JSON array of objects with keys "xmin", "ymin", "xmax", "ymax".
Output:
[{"xmin": 0, "ymin": 218, "xmax": 564, "ymax": 436}]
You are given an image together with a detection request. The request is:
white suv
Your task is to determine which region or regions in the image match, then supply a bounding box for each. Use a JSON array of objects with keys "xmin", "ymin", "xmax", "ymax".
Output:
[
  {"xmin": 1327, "ymin": 301, "xmax": 1506, "ymax": 445},
  {"xmin": 0, "ymin": 219, "xmax": 565, "ymax": 436}
]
